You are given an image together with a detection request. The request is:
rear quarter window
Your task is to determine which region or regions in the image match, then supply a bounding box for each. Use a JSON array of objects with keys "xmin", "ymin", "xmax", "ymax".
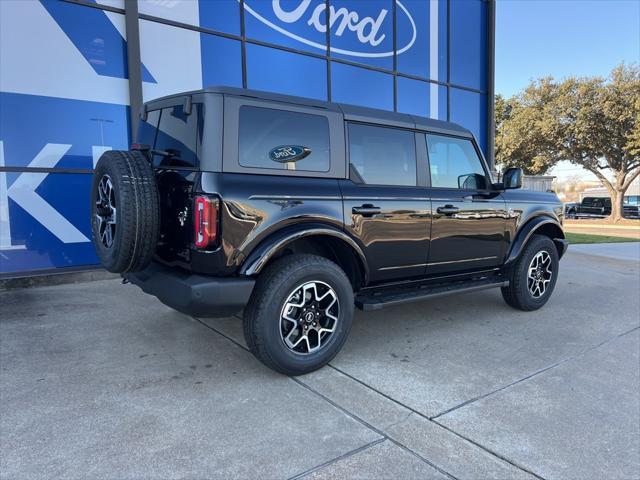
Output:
[
  {"xmin": 348, "ymin": 123, "xmax": 417, "ymax": 186},
  {"xmin": 136, "ymin": 109, "xmax": 160, "ymax": 146},
  {"xmin": 238, "ymin": 106, "xmax": 330, "ymax": 172}
]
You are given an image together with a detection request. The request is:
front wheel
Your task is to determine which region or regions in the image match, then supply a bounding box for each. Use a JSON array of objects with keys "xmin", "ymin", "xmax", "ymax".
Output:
[
  {"xmin": 243, "ymin": 254, "xmax": 354, "ymax": 376},
  {"xmin": 501, "ymin": 234, "xmax": 559, "ymax": 311}
]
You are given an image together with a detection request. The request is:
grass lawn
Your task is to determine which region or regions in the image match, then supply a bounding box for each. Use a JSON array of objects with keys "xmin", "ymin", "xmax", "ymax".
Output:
[{"xmin": 565, "ymin": 232, "xmax": 640, "ymax": 244}]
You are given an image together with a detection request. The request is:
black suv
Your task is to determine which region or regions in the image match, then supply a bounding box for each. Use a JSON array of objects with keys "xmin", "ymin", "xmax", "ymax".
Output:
[
  {"xmin": 91, "ymin": 87, "xmax": 568, "ymax": 375},
  {"xmin": 576, "ymin": 196, "xmax": 640, "ymax": 219}
]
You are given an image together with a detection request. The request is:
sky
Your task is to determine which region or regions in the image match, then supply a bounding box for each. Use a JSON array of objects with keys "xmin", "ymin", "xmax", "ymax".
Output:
[
  {"xmin": 496, "ymin": 0, "xmax": 640, "ymax": 98},
  {"xmin": 495, "ymin": 0, "xmax": 640, "ymax": 182}
]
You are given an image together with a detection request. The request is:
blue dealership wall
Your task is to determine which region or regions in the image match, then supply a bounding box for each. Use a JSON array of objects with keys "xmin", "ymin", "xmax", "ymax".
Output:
[{"xmin": 0, "ymin": 0, "xmax": 492, "ymax": 277}]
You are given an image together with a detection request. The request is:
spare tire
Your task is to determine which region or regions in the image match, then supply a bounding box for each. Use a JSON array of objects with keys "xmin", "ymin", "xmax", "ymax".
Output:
[{"xmin": 90, "ymin": 150, "xmax": 160, "ymax": 273}]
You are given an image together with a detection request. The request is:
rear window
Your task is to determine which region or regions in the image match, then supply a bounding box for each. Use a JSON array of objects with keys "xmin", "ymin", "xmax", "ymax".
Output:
[
  {"xmin": 136, "ymin": 109, "xmax": 160, "ymax": 146},
  {"xmin": 238, "ymin": 106, "xmax": 330, "ymax": 172},
  {"xmin": 153, "ymin": 103, "xmax": 204, "ymax": 169}
]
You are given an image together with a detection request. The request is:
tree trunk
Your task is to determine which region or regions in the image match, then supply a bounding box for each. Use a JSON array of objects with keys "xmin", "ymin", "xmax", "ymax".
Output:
[{"xmin": 610, "ymin": 190, "xmax": 625, "ymax": 222}]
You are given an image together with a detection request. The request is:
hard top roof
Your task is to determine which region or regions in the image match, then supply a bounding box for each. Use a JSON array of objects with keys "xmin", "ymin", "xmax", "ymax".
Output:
[{"xmin": 145, "ymin": 86, "xmax": 473, "ymax": 137}]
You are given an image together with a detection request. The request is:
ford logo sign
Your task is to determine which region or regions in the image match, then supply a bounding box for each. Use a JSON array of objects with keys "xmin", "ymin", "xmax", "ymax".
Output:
[
  {"xmin": 269, "ymin": 145, "xmax": 311, "ymax": 163},
  {"xmin": 240, "ymin": 0, "xmax": 416, "ymax": 58}
]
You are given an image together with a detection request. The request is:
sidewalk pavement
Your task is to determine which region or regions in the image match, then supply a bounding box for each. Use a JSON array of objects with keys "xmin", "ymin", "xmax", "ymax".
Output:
[
  {"xmin": 569, "ymin": 242, "xmax": 640, "ymax": 261},
  {"xmin": 1, "ymin": 250, "xmax": 638, "ymax": 479}
]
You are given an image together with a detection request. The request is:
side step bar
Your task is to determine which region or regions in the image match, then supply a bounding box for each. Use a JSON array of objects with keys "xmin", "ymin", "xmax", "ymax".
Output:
[{"xmin": 355, "ymin": 277, "xmax": 508, "ymax": 311}]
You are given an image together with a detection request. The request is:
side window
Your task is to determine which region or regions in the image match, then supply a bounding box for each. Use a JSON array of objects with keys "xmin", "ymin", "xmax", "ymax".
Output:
[
  {"xmin": 348, "ymin": 123, "xmax": 417, "ymax": 186},
  {"xmin": 238, "ymin": 106, "xmax": 330, "ymax": 172},
  {"xmin": 154, "ymin": 103, "xmax": 203, "ymax": 169},
  {"xmin": 426, "ymin": 134, "xmax": 488, "ymax": 189},
  {"xmin": 136, "ymin": 109, "xmax": 160, "ymax": 147}
]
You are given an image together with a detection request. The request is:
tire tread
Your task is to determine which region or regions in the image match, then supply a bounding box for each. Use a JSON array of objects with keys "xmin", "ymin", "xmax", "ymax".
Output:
[
  {"xmin": 91, "ymin": 150, "xmax": 160, "ymax": 273},
  {"xmin": 501, "ymin": 234, "xmax": 559, "ymax": 311},
  {"xmin": 243, "ymin": 254, "xmax": 353, "ymax": 376}
]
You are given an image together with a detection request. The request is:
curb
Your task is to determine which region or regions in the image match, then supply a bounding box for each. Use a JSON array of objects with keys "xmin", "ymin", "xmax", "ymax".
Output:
[
  {"xmin": 0, "ymin": 269, "xmax": 119, "ymax": 291},
  {"xmin": 564, "ymin": 223, "xmax": 640, "ymax": 231}
]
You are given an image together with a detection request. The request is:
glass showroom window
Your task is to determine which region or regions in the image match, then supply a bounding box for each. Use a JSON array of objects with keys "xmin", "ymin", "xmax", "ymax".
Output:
[
  {"xmin": 198, "ymin": 0, "xmax": 241, "ymax": 35},
  {"xmin": 201, "ymin": 33, "xmax": 243, "ymax": 89},
  {"xmin": 397, "ymin": 76, "xmax": 447, "ymax": 120},
  {"xmin": 329, "ymin": 0, "xmax": 393, "ymax": 70},
  {"xmin": 243, "ymin": 1, "xmax": 327, "ymax": 54},
  {"xmin": 138, "ymin": 0, "xmax": 240, "ymax": 35},
  {"xmin": 450, "ymin": 88, "xmax": 487, "ymax": 154},
  {"xmin": 246, "ymin": 44, "xmax": 328, "ymax": 100},
  {"xmin": 37, "ymin": 1, "xmax": 141, "ymax": 85},
  {"xmin": 450, "ymin": 0, "xmax": 487, "ymax": 91},
  {"xmin": 396, "ymin": 0, "xmax": 447, "ymax": 82},
  {"xmin": 139, "ymin": 20, "xmax": 204, "ymax": 101},
  {"xmin": 331, "ymin": 63, "xmax": 393, "ymax": 111}
]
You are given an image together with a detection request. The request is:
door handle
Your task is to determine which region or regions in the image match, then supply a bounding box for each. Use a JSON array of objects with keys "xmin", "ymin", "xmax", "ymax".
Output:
[
  {"xmin": 352, "ymin": 204, "xmax": 381, "ymax": 217},
  {"xmin": 437, "ymin": 205, "xmax": 459, "ymax": 216}
]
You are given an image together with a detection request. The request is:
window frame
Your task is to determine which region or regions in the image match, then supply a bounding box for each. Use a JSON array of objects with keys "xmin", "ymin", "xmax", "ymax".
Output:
[
  {"xmin": 346, "ymin": 121, "xmax": 429, "ymax": 188},
  {"xmin": 223, "ymin": 96, "xmax": 346, "ymax": 179},
  {"xmin": 423, "ymin": 132, "xmax": 493, "ymax": 192}
]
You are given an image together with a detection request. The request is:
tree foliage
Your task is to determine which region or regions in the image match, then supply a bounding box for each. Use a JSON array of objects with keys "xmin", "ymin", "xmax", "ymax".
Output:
[{"xmin": 495, "ymin": 63, "xmax": 640, "ymax": 220}]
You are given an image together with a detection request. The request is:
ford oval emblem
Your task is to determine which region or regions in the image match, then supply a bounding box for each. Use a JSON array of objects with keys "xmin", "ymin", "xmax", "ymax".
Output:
[
  {"xmin": 269, "ymin": 145, "xmax": 311, "ymax": 163},
  {"xmin": 240, "ymin": 1, "xmax": 416, "ymax": 58}
]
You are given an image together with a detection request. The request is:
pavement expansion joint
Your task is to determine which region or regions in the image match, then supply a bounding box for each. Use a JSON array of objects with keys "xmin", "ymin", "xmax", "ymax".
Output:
[{"xmin": 191, "ymin": 315, "xmax": 543, "ymax": 480}]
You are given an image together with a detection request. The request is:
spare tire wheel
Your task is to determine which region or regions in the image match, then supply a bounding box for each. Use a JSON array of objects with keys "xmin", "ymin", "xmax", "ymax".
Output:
[{"xmin": 90, "ymin": 150, "xmax": 160, "ymax": 273}]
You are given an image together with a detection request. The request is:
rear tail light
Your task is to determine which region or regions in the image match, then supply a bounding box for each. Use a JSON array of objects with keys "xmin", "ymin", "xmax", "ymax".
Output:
[{"xmin": 194, "ymin": 195, "xmax": 219, "ymax": 249}]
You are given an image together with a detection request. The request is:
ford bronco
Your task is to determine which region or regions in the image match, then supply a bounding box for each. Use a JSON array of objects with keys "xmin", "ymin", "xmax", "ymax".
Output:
[{"xmin": 91, "ymin": 87, "xmax": 568, "ymax": 375}]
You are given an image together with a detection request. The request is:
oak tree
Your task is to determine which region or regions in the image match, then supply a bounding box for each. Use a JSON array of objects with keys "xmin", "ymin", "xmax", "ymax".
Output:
[{"xmin": 496, "ymin": 64, "xmax": 640, "ymax": 221}]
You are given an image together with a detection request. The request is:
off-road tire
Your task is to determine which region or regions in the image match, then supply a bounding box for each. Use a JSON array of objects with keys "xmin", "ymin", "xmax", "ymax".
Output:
[
  {"xmin": 243, "ymin": 254, "xmax": 354, "ymax": 376},
  {"xmin": 90, "ymin": 150, "xmax": 160, "ymax": 273},
  {"xmin": 501, "ymin": 234, "xmax": 559, "ymax": 311}
]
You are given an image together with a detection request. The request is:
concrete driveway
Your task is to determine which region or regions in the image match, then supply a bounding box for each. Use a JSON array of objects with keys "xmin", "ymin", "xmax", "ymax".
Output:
[{"xmin": 1, "ymin": 247, "xmax": 639, "ymax": 479}]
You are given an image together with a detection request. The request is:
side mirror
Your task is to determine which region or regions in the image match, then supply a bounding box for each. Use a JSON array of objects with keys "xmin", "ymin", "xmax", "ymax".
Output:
[
  {"xmin": 503, "ymin": 167, "xmax": 523, "ymax": 189},
  {"xmin": 458, "ymin": 173, "xmax": 487, "ymax": 190}
]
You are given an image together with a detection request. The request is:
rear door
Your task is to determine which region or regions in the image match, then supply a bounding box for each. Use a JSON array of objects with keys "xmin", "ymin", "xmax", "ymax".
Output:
[
  {"xmin": 340, "ymin": 123, "xmax": 431, "ymax": 283},
  {"xmin": 424, "ymin": 133, "xmax": 507, "ymax": 274}
]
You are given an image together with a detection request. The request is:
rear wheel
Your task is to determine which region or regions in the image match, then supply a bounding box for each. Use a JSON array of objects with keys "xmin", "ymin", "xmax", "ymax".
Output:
[
  {"xmin": 243, "ymin": 254, "xmax": 354, "ymax": 376},
  {"xmin": 501, "ymin": 234, "xmax": 559, "ymax": 311},
  {"xmin": 90, "ymin": 150, "xmax": 160, "ymax": 273}
]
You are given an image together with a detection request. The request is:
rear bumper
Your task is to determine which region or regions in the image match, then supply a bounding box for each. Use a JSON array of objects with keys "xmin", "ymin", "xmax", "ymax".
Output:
[{"xmin": 125, "ymin": 262, "xmax": 255, "ymax": 318}]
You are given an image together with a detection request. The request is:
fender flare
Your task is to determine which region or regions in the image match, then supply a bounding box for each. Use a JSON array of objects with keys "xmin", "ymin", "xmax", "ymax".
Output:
[
  {"xmin": 505, "ymin": 216, "xmax": 566, "ymax": 267},
  {"xmin": 240, "ymin": 224, "xmax": 370, "ymax": 283}
]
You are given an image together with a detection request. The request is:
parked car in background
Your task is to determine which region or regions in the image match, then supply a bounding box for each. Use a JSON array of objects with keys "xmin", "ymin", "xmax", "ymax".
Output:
[
  {"xmin": 625, "ymin": 195, "xmax": 640, "ymax": 219},
  {"xmin": 575, "ymin": 197, "xmax": 610, "ymax": 218},
  {"xmin": 576, "ymin": 197, "xmax": 640, "ymax": 219},
  {"xmin": 564, "ymin": 202, "xmax": 578, "ymax": 219}
]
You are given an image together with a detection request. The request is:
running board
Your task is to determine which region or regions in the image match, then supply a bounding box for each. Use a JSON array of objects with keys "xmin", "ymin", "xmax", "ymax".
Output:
[{"xmin": 355, "ymin": 277, "xmax": 508, "ymax": 311}]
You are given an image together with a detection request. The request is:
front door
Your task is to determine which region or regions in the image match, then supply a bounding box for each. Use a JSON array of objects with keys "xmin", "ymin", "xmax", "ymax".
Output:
[
  {"xmin": 424, "ymin": 133, "xmax": 507, "ymax": 274},
  {"xmin": 341, "ymin": 123, "xmax": 431, "ymax": 283}
]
